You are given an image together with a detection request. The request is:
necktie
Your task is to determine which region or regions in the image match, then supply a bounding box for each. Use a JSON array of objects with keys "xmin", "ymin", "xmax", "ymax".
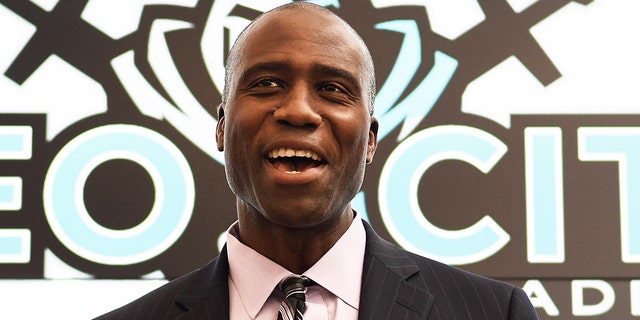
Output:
[{"xmin": 277, "ymin": 276, "xmax": 312, "ymax": 320}]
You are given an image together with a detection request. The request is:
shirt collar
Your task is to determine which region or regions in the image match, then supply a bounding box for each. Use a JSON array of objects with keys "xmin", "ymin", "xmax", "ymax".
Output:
[
  {"xmin": 227, "ymin": 223, "xmax": 291, "ymax": 318},
  {"xmin": 226, "ymin": 214, "xmax": 366, "ymax": 317},
  {"xmin": 304, "ymin": 214, "xmax": 366, "ymax": 309}
]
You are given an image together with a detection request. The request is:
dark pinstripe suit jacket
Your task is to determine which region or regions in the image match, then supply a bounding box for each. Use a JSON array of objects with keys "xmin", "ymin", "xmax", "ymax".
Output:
[{"xmin": 95, "ymin": 221, "xmax": 538, "ymax": 319}]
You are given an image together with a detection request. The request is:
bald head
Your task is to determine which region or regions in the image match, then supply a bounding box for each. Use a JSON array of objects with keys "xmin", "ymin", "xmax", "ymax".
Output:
[{"xmin": 221, "ymin": 2, "xmax": 376, "ymax": 114}]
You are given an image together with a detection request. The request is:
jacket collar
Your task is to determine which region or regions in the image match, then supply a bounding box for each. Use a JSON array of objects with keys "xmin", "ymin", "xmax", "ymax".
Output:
[
  {"xmin": 359, "ymin": 221, "xmax": 434, "ymax": 319},
  {"xmin": 174, "ymin": 246, "xmax": 230, "ymax": 319}
]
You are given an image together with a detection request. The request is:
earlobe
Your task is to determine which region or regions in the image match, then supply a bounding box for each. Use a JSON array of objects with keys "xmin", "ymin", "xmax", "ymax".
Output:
[
  {"xmin": 366, "ymin": 117, "xmax": 379, "ymax": 164},
  {"xmin": 216, "ymin": 104, "xmax": 225, "ymax": 151}
]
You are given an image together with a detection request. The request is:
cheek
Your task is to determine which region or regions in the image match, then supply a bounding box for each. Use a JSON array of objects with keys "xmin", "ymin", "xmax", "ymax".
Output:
[
  {"xmin": 222, "ymin": 109, "xmax": 267, "ymax": 166},
  {"xmin": 335, "ymin": 116, "xmax": 371, "ymax": 153},
  {"xmin": 222, "ymin": 121, "xmax": 253, "ymax": 176},
  {"xmin": 222, "ymin": 132, "xmax": 254, "ymax": 199},
  {"xmin": 224, "ymin": 112, "xmax": 259, "ymax": 146}
]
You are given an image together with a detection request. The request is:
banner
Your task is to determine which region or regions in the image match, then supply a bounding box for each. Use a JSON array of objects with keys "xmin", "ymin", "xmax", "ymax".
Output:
[{"xmin": 1, "ymin": 0, "xmax": 639, "ymax": 318}]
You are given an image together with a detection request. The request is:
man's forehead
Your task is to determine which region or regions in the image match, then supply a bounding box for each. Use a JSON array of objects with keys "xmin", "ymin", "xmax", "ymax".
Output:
[
  {"xmin": 230, "ymin": 6, "xmax": 356, "ymax": 65},
  {"xmin": 234, "ymin": 8, "xmax": 366, "ymax": 73},
  {"xmin": 252, "ymin": 3, "xmax": 338, "ymax": 28},
  {"xmin": 247, "ymin": 7, "xmax": 347, "ymax": 39}
]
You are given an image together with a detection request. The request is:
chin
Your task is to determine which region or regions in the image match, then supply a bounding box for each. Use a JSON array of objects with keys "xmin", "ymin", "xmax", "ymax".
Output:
[{"xmin": 264, "ymin": 206, "xmax": 329, "ymax": 229}]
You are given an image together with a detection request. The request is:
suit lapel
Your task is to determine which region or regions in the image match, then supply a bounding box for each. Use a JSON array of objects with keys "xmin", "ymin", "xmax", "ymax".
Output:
[
  {"xmin": 175, "ymin": 247, "xmax": 230, "ymax": 320},
  {"xmin": 359, "ymin": 222, "xmax": 434, "ymax": 320}
]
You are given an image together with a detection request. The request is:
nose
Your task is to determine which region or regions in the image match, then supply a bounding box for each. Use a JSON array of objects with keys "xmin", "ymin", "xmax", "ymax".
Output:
[{"xmin": 273, "ymin": 85, "xmax": 322, "ymax": 127}]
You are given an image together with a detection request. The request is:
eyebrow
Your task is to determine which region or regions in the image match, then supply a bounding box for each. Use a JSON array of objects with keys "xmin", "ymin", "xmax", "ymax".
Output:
[
  {"xmin": 237, "ymin": 61, "xmax": 290, "ymax": 85},
  {"xmin": 311, "ymin": 63, "xmax": 362, "ymax": 94}
]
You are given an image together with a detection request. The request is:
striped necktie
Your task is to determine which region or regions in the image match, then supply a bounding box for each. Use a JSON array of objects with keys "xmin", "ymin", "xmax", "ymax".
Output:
[{"xmin": 277, "ymin": 276, "xmax": 313, "ymax": 320}]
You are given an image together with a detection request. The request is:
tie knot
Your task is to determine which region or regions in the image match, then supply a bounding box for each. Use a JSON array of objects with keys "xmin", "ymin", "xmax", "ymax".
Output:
[
  {"xmin": 277, "ymin": 276, "xmax": 313, "ymax": 320},
  {"xmin": 279, "ymin": 276, "xmax": 313, "ymax": 296}
]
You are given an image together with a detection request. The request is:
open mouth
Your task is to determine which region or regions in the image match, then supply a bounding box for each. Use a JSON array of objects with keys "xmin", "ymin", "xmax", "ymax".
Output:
[{"xmin": 267, "ymin": 147, "xmax": 325, "ymax": 173}]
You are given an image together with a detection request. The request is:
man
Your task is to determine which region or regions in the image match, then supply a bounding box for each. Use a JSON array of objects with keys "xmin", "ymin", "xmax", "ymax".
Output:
[{"xmin": 96, "ymin": 2, "xmax": 538, "ymax": 319}]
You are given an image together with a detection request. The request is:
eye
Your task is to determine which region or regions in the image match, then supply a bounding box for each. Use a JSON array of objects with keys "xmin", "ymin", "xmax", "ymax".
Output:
[
  {"xmin": 254, "ymin": 78, "xmax": 280, "ymax": 88},
  {"xmin": 319, "ymin": 83, "xmax": 344, "ymax": 93}
]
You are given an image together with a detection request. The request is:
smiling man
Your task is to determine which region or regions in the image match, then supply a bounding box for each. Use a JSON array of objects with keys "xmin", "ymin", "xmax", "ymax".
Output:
[{"xmin": 96, "ymin": 2, "xmax": 538, "ymax": 319}]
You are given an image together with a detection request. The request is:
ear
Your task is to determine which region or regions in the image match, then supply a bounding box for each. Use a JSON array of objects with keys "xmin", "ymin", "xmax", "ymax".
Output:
[
  {"xmin": 366, "ymin": 116, "xmax": 378, "ymax": 164},
  {"xmin": 216, "ymin": 103, "xmax": 225, "ymax": 151}
]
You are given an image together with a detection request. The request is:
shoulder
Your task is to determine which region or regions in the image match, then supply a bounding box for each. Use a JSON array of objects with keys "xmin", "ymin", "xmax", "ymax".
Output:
[
  {"xmin": 92, "ymin": 272, "xmax": 192, "ymax": 319},
  {"xmin": 363, "ymin": 220, "xmax": 517, "ymax": 295},
  {"xmin": 362, "ymin": 222, "xmax": 537, "ymax": 318},
  {"xmin": 93, "ymin": 254, "xmax": 228, "ymax": 320},
  {"xmin": 405, "ymin": 249, "xmax": 514, "ymax": 292},
  {"xmin": 402, "ymin": 250, "xmax": 537, "ymax": 319}
]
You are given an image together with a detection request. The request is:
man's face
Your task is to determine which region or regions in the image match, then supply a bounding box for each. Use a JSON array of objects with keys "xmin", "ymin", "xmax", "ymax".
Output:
[{"xmin": 217, "ymin": 9, "xmax": 378, "ymax": 229}]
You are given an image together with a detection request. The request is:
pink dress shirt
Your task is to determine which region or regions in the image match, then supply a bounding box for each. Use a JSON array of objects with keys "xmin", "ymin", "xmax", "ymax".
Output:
[{"xmin": 226, "ymin": 214, "xmax": 366, "ymax": 320}]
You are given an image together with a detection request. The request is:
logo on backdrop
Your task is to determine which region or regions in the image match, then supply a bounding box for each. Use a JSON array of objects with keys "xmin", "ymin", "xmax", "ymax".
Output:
[{"xmin": 1, "ymin": 0, "xmax": 638, "ymax": 292}]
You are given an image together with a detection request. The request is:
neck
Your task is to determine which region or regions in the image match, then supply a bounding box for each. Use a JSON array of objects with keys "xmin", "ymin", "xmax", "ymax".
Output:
[{"xmin": 236, "ymin": 203, "xmax": 354, "ymax": 274}]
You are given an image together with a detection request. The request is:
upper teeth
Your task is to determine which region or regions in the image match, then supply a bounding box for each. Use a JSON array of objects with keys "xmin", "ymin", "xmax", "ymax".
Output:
[{"xmin": 268, "ymin": 147, "xmax": 322, "ymax": 161}]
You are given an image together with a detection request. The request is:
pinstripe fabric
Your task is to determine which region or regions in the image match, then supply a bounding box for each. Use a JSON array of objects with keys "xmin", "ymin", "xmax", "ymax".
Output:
[
  {"xmin": 94, "ymin": 221, "xmax": 538, "ymax": 320},
  {"xmin": 358, "ymin": 222, "xmax": 538, "ymax": 320},
  {"xmin": 94, "ymin": 247, "xmax": 230, "ymax": 320}
]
